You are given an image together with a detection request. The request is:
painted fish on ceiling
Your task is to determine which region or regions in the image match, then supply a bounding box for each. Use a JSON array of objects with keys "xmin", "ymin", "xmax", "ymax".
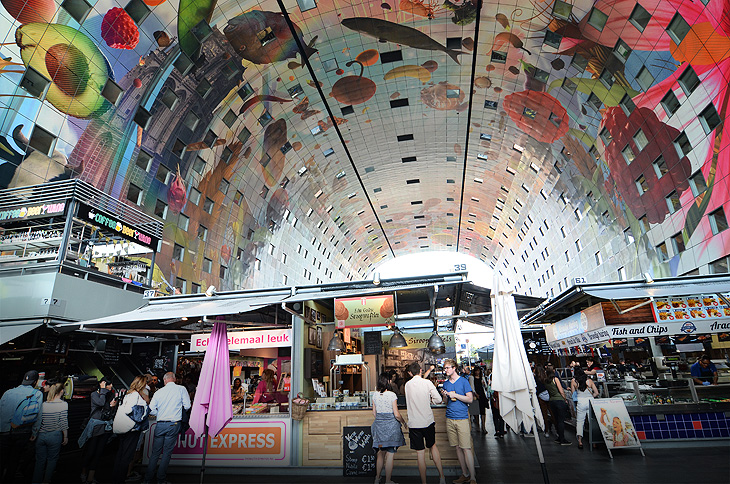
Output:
[
  {"xmin": 341, "ymin": 17, "xmax": 462, "ymax": 64},
  {"xmin": 223, "ymin": 11, "xmax": 317, "ymax": 66}
]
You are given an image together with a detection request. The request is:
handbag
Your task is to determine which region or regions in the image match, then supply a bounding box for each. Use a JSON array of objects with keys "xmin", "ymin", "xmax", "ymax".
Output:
[{"xmin": 538, "ymin": 390, "xmax": 550, "ymax": 402}]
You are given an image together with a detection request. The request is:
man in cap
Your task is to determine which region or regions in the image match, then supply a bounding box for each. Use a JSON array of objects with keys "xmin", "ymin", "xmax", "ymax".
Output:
[{"xmin": 0, "ymin": 370, "xmax": 43, "ymax": 482}]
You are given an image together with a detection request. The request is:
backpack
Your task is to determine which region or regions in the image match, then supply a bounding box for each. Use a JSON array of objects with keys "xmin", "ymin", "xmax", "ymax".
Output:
[{"xmin": 10, "ymin": 390, "xmax": 42, "ymax": 428}]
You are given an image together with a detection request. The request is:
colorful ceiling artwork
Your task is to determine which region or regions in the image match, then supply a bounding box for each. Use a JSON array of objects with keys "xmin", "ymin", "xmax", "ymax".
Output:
[{"xmin": 0, "ymin": 0, "xmax": 729, "ymax": 296}]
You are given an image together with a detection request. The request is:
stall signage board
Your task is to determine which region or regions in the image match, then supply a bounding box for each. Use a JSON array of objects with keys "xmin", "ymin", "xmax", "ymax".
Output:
[
  {"xmin": 652, "ymin": 294, "xmax": 730, "ymax": 323},
  {"xmin": 381, "ymin": 331, "xmax": 456, "ymax": 350},
  {"xmin": 343, "ymin": 426, "xmax": 376, "ymax": 477},
  {"xmin": 363, "ymin": 331, "xmax": 382, "ymax": 355},
  {"xmin": 546, "ymin": 303, "xmax": 606, "ymax": 344},
  {"xmin": 144, "ymin": 419, "xmax": 290, "ymax": 466},
  {"xmin": 191, "ymin": 329, "xmax": 292, "ymax": 351},
  {"xmin": 589, "ymin": 398, "xmax": 642, "ymax": 451},
  {"xmin": 0, "ymin": 201, "xmax": 67, "ymax": 223},
  {"xmin": 77, "ymin": 202, "xmax": 159, "ymax": 250},
  {"xmin": 335, "ymin": 295, "xmax": 394, "ymax": 328},
  {"xmin": 547, "ymin": 326, "xmax": 611, "ymax": 349}
]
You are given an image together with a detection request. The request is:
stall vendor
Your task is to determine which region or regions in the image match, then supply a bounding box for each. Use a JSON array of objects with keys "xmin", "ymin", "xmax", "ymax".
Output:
[
  {"xmin": 584, "ymin": 357, "xmax": 602, "ymax": 376},
  {"xmin": 231, "ymin": 378, "xmax": 245, "ymax": 403},
  {"xmin": 691, "ymin": 355, "xmax": 718, "ymax": 386},
  {"xmin": 252, "ymin": 369, "xmax": 286, "ymax": 404}
]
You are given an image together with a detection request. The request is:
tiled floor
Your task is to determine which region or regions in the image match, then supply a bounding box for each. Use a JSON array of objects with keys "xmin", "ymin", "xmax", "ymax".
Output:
[{"xmin": 24, "ymin": 418, "xmax": 730, "ymax": 484}]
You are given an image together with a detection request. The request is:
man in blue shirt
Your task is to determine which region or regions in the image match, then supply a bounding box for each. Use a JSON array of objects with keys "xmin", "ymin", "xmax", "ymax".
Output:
[
  {"xmin": 144, "ymin": 372, "xmax": 191, "ymax": 484},
  {"xmin": 0, "ymin": 370, "xmax": 42, "ymax": 482},
  {"xmin": 441, "ymin": 359, "xmax": 476, "ymax": 484},
  {"xmin": 691, "ymin": 355, "xmax": 718, "ymax": 385}
]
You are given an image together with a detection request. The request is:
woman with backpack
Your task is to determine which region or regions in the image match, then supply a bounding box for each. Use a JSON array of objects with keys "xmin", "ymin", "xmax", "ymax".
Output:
[
  {"xmin": 31, "ymin": 383, "xmax": 68, "ymax": 484},
  {"xmin": 79, "ymin": 377, "xmax": 117, "ymax": 484},
  {"xmin": 112, "ymin": 376, "xmax": 150, "ymax": 483}
]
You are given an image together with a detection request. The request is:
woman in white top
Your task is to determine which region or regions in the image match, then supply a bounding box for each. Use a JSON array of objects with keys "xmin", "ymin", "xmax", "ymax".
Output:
[
  {"xmin": 32, "ymin": 383, "xmax": 68, "ymax": 484},
  {"xmin": 570, "ymin": 367, "xmax": 599, "ymax": 449},
  {"xmin": 112, "ymin": 375, "xmax": 150, "ymax": 483},
  {"xmin": 371, "ymin": 373, "xmax": 407, "ymax": 484}
]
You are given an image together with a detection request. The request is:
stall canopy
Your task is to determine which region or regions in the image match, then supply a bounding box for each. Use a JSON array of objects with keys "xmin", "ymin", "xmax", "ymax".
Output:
[
  {"xmin": 0, "ymin": 319, "xmax": 43, "ymax": 345},
  {"xmin": 521, "ymin": 274, "xmax": 730, "ymax": 326}
]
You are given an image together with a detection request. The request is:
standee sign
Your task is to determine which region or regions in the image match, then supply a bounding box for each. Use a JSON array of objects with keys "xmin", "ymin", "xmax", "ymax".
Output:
[{"xmin": 191, "ymin": 328, "xmax": 291, "ymax": 351}]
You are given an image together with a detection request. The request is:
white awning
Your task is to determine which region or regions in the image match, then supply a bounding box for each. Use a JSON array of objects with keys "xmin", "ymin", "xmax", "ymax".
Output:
[
  {"xmin": 0, "ymin": 321, "xmax": 42, "ymax": 345},
  {"xmin": 581, "ymin": 278, "xmax": 730, "ymax": 300}
]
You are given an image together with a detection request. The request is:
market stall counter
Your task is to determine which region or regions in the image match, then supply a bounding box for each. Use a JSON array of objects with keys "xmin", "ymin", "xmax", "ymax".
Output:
[{"xmin": 302, "ymin": 405, "xmax": 464, "ymax": 468}]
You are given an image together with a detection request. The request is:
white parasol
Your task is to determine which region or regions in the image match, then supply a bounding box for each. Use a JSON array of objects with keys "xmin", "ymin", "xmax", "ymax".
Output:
[{"xmin": 491, "ymin": 275, "xmax": 548, "ymax": 483}]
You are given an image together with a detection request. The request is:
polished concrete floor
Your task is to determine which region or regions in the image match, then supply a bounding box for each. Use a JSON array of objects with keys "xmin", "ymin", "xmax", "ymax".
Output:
[{"xmin": 17, "ymin": 417, "xmax": 730, "ymax": 484}]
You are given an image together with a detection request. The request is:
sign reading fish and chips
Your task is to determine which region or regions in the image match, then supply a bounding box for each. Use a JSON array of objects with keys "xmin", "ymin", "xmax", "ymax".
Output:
[{"xmin": 335, "ymin": 295, "xmax": 394, "ymax": 328}]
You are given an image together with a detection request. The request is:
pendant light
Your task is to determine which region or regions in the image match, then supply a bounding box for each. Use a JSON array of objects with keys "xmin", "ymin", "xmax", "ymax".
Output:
[
  {"xmin": 389, "ymin": 327, "xmax": 407, "ymax": 348},
  {"xmin": 427, "ymin": 330, "xmax": 446, "ymax": 354},
  {"xmin": 327, "ymin": 330, "xmax": 345, "ymax": 351}
]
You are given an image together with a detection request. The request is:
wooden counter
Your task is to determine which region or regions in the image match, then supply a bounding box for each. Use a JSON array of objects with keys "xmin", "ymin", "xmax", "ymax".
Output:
[{"xmin": 302, "ymin": 408, "xmax": 461, "ymax": 467}]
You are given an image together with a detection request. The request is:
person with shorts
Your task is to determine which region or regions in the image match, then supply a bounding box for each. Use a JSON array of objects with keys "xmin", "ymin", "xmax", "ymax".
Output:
[
  {"xmin": 441, "ymin": 359, "xmax": 476, "ymax": 484},
  {"xmin": 404, "ymin": 362, "xmax": 445, "ymax": 484}
]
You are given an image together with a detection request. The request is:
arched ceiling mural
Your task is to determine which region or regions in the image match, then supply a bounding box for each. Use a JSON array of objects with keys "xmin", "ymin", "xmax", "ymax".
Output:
[{"xmin": 1, "ymin": 0, "xmax": 729, "ymax": 296}]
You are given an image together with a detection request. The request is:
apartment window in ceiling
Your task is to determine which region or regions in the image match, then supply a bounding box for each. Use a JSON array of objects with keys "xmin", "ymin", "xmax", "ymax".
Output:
[
  {"xmin": 671, "ymin": 232, "xmax": 686, "ymax": 254},
  {"xmin": 710, "ymin": 256, "xmax": 730, "ymax": 274},
  {"xmin": 549, "ymin": 112, "xmax": 562, "ymax": 127},
  {"xmin": 183, "ymin": 111, "xmax": 200, "ymax": 131},
  {"xmin": 257, "ymin": 27, "xmax": 276, "ymax": 46},
  {"xmin": 689, "ymin": 170, "xmax": 708, "ymax": 196},
  {"xmin": 614, "ymin": 38, "xmax": 632, "ymax": 62},
  {"xmin": 552, "ymin": 0, "xmax": 572, "ymax": 19},
  {"xmin": 190, "ymin": 188, "xmax": 201, "ymax": 205},
  {"xmin": 238, "ymin": 127, "xmax": 251, "ymax": 145},
  {"xmin": 657, "ymin": 242, "xmax": 669, "ymax": 262},
  {"xmin": 653, "ymin": 156, "xmax": 669, "ymax": 179},
  {"xmin": 629, "ymin": 3, "xmax": 651, "ymax": 31},
  {"xmin": 574, "ymin": 208, "xmax": 583, "ymax": 221},
  {"xmin": 484, "ymin": 100, "xmax": 498, "ymax": 110},
  {"xmin": 619, "ymin": 94, "xmax": 636, "ymax": 115},
  {"xmin": 666, "ymin": 191, "xmax": 681, "ymax": 213},
  {"xmin": 203, "ymin": 257, "xmax": 212, "ymax": 273},
  {"xmin": 624, "ymin": 227, "xmax": 635, "ymax": 244},
  {"xmin": 599, "ymin": 128, "xmax": 615, "ymax": 147},
  {"xmin": 633, "ymin": 129, "xmax": 649, "ymax": 151},
  {"xmin": 160, "ymin": 88, "xmax": 178, "ymax": 110},
  {"xmin": 595, "ymin": 251, "xmax": 603, "ymax": 266},
  {"xmin": 173, "ymin": 54, "xmax": 194, "ymax": 76},
  {"xmin": 125, "ymin": 0, "xmax": 151, "ymax": 24},
  {"xmin": 699, "ymin": 103, "xmax": 722, "ymax": 134},
  {"xmin": 639, "ymin": 215, "xmax": 650, "ymax": 234},
  {"xmin": 197, "ymin": 224, "xmax": 208, "ymax": 241},
  {"xmin": 674, "ymin": 131, "xmax": 692, "ymax": 157},
  {"xmin": 173, "ymin": 243, "xmax": 184, "ymax": 262},
  {"xmin": 565, "ymin": 250, "xmax": 570, "ymax": 262},
  {"xmin": 678, "ymin": 66, "xmax": 701, "ymax": 96},
  {"xmin": 618, "ymin": 266, "xmax": 627, "ymax": 281},
  {"xmin": 575, "ymin": 239, "xmax": 582, "ymax": 251},
  {"xmin": 221, "ymin": 146, "xmax": 233, "ymax": 164},
  {"xmin": 154, "ymin": 199, "xmax": 168, "ymax": 220},
  {"xmin": 222, "ymin": 109, "xmax": 237, "ymax": 128},
  {"xmin": 203, "ymin": 197, "xmax": 214, "ymax": 214},
  {"xmin": 61, "ymin": 0, "xmax": 92, "ymax": 22},
  {"xmin": 219, "ymin": 178, "xmax": 230, "ymax": 195},
  {"xmin": 666, "ymin": 13, "xmax": 691, "ymax": 45},
  {"xmin": 127, "ymin": 183, "xmax": 142, "ymax": 205},
  {"xmin": 491, "ymin": 51, "xmax": 507, "ymax": 64},
  {"xmin": 135, "ymin": 149, "xmax": 152, "ymax": 171},
  {"xmin": 154, "ymin": 164, "xmax": 170, "ymax": 185},
  {"xmin": 709, "ymin": 207, "xmax": 729, "ymax": 235},
  {"xmin": 621, "ymin": 144, "xmax": 636, "ymax": 164},
  {"xmin": 219, "ymin": 265, "xmax": 228, "ymax": 279},
  {"xmin": 171, "ymin": 138, "xmax": 186, "ymax": 158},
  {"xmin": 599, "ymin": 69, "xmax": 614, "ymax": 89},
  {"xmin": 544, "ymin": 30, "xmax": 562, "ymax": 48},
  {"xmin": 661, "ymin": 90, "xmax": 680, "ymax": 117},
  {"xmin": 561, "ymin": 77, "xmax": 577, "ymax": 94},
  {"xmin": 179, "ymin": 214, "xmax": 189, "ymax": 231},
  {"xmin": 586, "ymin": 92, "xmax": 602, "ymax": 111},
  {"xmin": 560, "ymin": 226, "xmax": 566, "ymax": 238},
  {"xmin": 636, "ymin": 66, "xmax": 654, "ymax": 91},
  {"xmin": 196, "ymin": 78, "xmax": 212, "ymax": 98},
  {"xmin": 571, "ymin": 53, "xmax": 590, "ymax": 72}
]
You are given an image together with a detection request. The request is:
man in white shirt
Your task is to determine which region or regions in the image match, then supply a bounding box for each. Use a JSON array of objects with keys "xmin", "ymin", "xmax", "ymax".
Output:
[
  {"xmin": 405, "ymin": 362, "xmax": 445, "ymax": 484},
  {"xmin": 143, "ymin": 372, "xmax": 191, "ymax": 484}
]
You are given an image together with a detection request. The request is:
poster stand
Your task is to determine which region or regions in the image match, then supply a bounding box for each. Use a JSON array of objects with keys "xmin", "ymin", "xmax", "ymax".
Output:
[{"xmin": 588, "ymin": 398, "xmax": 645, "ymax": 459}]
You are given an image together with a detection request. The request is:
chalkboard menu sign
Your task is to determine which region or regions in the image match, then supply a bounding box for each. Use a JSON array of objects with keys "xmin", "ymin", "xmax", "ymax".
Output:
[
  {"xmin": 43, "ymin": 335, "xmax": 69, "ymax": 356},
  {"xmin": 103, "ymin": 338, "xmax": 122, "ymax": 364},
  {"xmin": 343, "ymin": 426, "xmax": 376, "ymax": 477},
  {"xmin": 364, "ymin": 331, "xmax": 382, "ymax": 355}
]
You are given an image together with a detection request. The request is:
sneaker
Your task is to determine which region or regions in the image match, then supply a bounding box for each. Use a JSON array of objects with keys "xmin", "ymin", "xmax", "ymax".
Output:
[
  {"xmin": 554, "ymin": 438, "xmax": 562, "ymax": 444},
  {"xmin": 126, "ymin": 471, "xmax": 142, "ymax": 482},
  {"xmin": 453, "ymin": 475, "xmax": 471, "ymax": 484},
  {"xmin": 560, "ymin": 440, "xmax": 572, "ymax": 446}
]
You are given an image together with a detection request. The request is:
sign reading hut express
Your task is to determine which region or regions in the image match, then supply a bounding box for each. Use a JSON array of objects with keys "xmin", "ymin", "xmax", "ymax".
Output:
[{"xmin": 335, "ymin": 295, "xmax": 395, "ymax": 329}]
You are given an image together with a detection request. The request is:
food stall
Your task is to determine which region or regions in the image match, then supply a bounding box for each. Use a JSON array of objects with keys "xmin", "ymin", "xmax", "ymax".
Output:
[{"xmin": 541, "ymin": 288, "xmax": 730, "ymax": 442}]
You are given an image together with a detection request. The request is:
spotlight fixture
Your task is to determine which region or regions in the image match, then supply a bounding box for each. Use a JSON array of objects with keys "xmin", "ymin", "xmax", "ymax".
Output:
[
  {"xmin": 389, "ymin": 327, "xmax": 407, "ymax": 348},
  {"xmin": 643, "ymin": 273, "xmax": 654, "ymax": 284},
  {"xmin": 327, "ymin": 330, "xmax": 346, "ymax": 351},
  {"xmin": 427, "ymin": 331, "xmax": 445, "ymax": 354},
  {"xmin": 205, "ymin": 285, "xmax": 217, "ymax": 297},
  {"xmin": 373, "ymin": 272, "xmax": 381, "ymax": 286}
]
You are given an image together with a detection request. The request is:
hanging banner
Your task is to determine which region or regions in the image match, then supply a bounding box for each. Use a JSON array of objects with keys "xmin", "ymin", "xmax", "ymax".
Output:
[
  {"xmin": 546, "ymin": 303, "xmax": 606, "ymax": 344},
  {"xmin": 590, "ymin": 398, "xmax": 642, "ymax": 450},
  {"xmin": 335, "ymin": 295, "xmax": 394, "ymax": 328},
  {"xmin": 652, "ymin": 294, "xmax": 730, "ymax": 323},
  {"xmin": 191, "ymin": 329, "xmax": 291, "ymax": 351}
]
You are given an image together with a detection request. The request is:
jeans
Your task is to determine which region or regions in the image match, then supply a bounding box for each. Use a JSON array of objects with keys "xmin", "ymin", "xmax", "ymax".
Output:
[
  {"xmin": 144, "ymin": 422, "xmax": 180, "ymax": 483},
  {"xmin": 32, "ymin": 431, "xmax": 63, "ymax": 484},
  {"xmin": 575, "ymin": 398, "xmax": 592, "ymax": 438},
  {"xmin": 549, "ymin": 400, "xmax": 569, "ymax": 442},
  {"xmin": 113, "ymin": 431, "xmax": 140, "ymax": 484},
  {"xmin": 82, "ymin": 433, "xmax": 110, "ymax": 471},
  {"xmin": 490, "ymin": 403, "xmax": 504, "ymax": 433},
  {"xmin": 1, "ymin": 430, "xmax": 33, "ymax": 483}
]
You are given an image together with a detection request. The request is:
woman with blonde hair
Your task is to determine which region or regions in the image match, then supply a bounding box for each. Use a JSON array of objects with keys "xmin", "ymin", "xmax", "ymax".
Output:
[
  {"xmin": 32, "ymin": 383, "xmax": 68, "ymax": 484},
  {"xmin": 253, "ymin": 369, "xmax": 279, "ymax": 404},
  {"xmin": 112, "ymin": 376, "xmax": 149, "ymax": 483}
]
